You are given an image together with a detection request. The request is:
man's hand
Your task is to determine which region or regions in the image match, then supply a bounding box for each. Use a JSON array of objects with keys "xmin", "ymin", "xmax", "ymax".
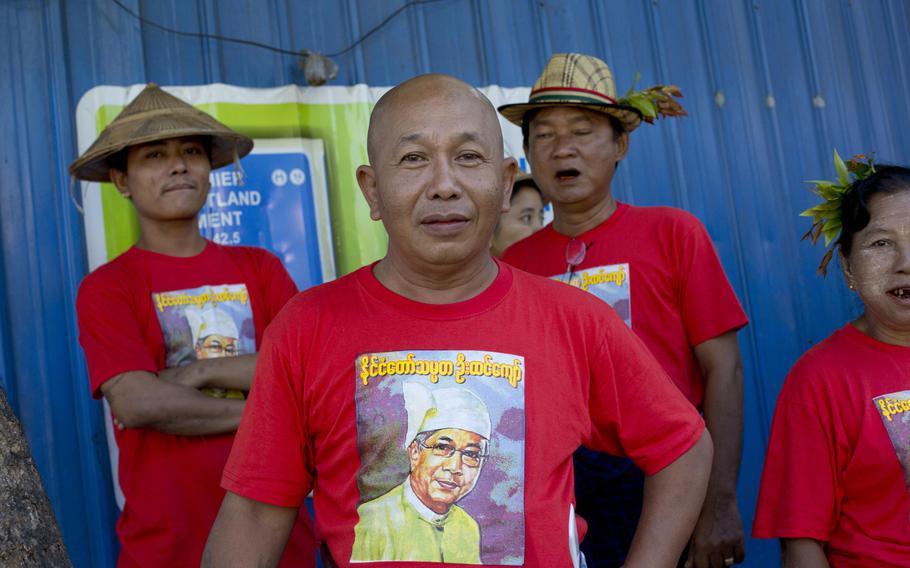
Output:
[{"xmin": 685, "ymin": 493, "xmax": 745, "ymax": 568}]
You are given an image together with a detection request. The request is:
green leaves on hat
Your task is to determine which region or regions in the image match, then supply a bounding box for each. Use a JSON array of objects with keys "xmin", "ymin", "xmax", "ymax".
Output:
[
  {"xmin": 800, "ymin": 150, "xmax": 876, "ymax": 276},
  {"xmin": 618, "ymin": 73, "xmax": 687, "ymax": 124}
]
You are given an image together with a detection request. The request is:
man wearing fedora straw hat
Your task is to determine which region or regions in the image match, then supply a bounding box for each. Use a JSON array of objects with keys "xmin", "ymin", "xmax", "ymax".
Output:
[
  {"xmin": 71, "ymin": 84, "xmax": 314, "ymax": 567},
  {"xmin": 501, "ymin": 53, "xmax": 748, "ymax": 568},
  {"xmin": 204, "ymin": 73, "xmax": 713, "ymax": 568}
]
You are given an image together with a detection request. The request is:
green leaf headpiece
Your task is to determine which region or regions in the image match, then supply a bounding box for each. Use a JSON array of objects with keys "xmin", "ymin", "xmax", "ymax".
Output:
[
  {"xmin": 801, "ymin": 150, "xmax": 876, "ymax": 276},
  {"xmin": 617, "ymin": 72, "xmax": 688, "ymax": 123}
]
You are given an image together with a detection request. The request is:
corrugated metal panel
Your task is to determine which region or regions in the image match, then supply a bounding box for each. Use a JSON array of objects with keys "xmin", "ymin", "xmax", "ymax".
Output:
[{"xmin": 1, "ymin": 1, "xmax": 909, "ymax": 566}]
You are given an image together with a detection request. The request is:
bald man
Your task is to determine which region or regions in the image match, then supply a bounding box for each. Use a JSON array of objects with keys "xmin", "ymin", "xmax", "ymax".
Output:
[{"xmin": 203, "ymin": 75, "xmax": 713, "ymax": 568}]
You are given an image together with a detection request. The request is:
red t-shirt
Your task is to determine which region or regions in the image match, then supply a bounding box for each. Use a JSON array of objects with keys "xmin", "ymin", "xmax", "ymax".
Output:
[
  {"xmin": 753, "ymin": 324, "xmax": 910, "ymax": 567},
  {"xmin": 76, "ymin": 242, "xmax": 314, "ymax": 568},
  {"xmin": 502, "ymin": 202, "xmax": 747, "ymax": 407},
  {"xmin": 223, "ymin": 260, "xmax": 705, "ymax": 567}
]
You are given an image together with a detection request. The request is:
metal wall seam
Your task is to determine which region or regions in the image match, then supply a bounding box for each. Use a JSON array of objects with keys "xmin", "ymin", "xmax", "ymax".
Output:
[
  {"xmin": 410, "ymin": 0, "xmax": 431, "ymax": 75},
  {"xmin": 274, "ymin": 1, "xmax": 293, "ymax": 86},
  {"xmin": 882, "ymin": 1, "xmax": 910, "ymax": 137},
  {"xmin": 742, "ymin": 0, "xmax": 806, "ymax": 437},
  {"xmin": 590, "ymin": 2, "xmax": 635, "ymax": 203},
  {"xmin": 691, "ymin": 1, "xmax": 767, "ymax": 445},
  {"xmin": 854, "ymin": 1, "xmax": 904, "ymax": 157},
  {"xmin": 793, "ymin": 0, "xmax": 831, "ymax": 167},
  {"xmin": 840, "ymin": 3, "xmax": 878, "ymax": 153},
  {"xmin": 0, "ymin": 0, "xmax": 19, "ymax": 411},
  {"xmin": 46, "ymin": 0, "xmax": 120, "ymax": 562},
  {"xmin": 345, "ymin": 0, "xmax": 367, "ymax": 84},
  {"xmin": 529, "ymin": 0, "xmax": 553, "ymax": 65},
  {"xmin": 199, "ymin": 0, "xmax": 222, "ymax": 84},
  {"xmin": 643, "ymin": 1, "xmax": 690, "ymax": 212},
  {"xmin": 0, "ymin": 0, "xmax": 21, "ymax": 416},
  {"xmin": 471, "ymin": 0, "xmax": 494, "ymax": 85},
  {"xmin": 11, "ymin": 1, "xmax": 54, "ymax": 459}
]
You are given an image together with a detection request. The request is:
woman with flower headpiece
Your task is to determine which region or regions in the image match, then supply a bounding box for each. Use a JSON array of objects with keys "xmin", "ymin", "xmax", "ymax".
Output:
[{"xmin": 753, "ymin": 153, "xmax": 910, "ymax": 567}]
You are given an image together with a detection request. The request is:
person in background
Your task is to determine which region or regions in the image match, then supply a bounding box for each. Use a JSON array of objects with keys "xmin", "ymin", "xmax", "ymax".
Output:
[
  {"xmin": 202, "ymin": 73, "xmax": 713, "ymax": 568},
  {"xmin": 499, "ymin": 53, "xmax": 748, "ymax": 568},
  {"xmin": 754, "ymin": 154, "xmax": 910, "ymax": 567},
  {"xmin": 71, "ymin": 84, "xmax": 313, "ymax": 567},
  {"xmin": 491, "ymin": 172, "xmax": 547, "ymax": 257}
]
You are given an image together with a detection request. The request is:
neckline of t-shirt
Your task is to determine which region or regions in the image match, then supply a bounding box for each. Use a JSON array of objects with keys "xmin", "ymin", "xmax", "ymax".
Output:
[
  {"xmin": 125, "ymin": 240, "xmax": 215, "ymax": 264},
  {"xmin": 842, "ymin": 322, "xmax": 910, "ymax": 355},
  {"xmin": 545, "ymin": 201, "xmax": 630, "ymax": 242},
  {"xmin": 356, "ymin": 258, "xmax": 513, "ymax": 320}
]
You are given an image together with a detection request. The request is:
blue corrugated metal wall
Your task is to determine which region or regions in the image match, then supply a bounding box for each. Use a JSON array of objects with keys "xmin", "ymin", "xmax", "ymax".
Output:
[{"xmin": 2, "ymin": 1, "xmax": 909, "ymax": 566}]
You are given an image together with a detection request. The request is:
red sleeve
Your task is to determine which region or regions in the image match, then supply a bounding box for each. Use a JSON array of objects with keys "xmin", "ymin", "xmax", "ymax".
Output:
[
  {"xmin": 255, "ymin": 250, "xmax": 298, "ymax": 321},
  {"xmin": 586, "ymin": 308, "xmax": 705, "ymax": 475},
  {"xmin": 676, "ymin": 221, "xmax": 748, "ymax": 346},
  {"xmin": 222, "ymin": 323, "xmax": 312, "ymax": 507},
  {"xmin": 76, "ymin": 270, "xmax": 157, "ymax": 399},
  {"xmin": 753, "ymin": 364, "xmax": 841, "ymax": 540}
]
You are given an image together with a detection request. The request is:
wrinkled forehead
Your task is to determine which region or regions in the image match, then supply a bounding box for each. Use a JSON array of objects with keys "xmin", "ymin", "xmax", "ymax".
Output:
[{"xmin": 372, "ymin": 87, "xmax": 502, "ymax": 151}]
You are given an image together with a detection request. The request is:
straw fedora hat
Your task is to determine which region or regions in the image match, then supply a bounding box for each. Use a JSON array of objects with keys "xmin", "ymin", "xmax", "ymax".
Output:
[
  {"xmin": 69, "ymin": 83, "xmax": 253, "ymax": 182},
  {"xmin": 498, "ymin": 53, "xmax": 643, "ymax": 133}
]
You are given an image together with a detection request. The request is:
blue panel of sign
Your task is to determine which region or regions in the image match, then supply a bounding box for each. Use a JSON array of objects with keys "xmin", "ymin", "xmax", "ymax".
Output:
[{"xmin": 202, "ymin": 142, "xmax": 331, "ymax": 291}]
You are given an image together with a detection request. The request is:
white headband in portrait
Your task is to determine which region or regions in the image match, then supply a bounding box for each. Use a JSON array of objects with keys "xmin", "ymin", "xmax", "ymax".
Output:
[
  {"xmin": 185, "ymin": 305, "xmax": 240, "ymax": 346},
  {"xmin": 402, "ymin": 382, "xmax": 492, "ymax": 449}
]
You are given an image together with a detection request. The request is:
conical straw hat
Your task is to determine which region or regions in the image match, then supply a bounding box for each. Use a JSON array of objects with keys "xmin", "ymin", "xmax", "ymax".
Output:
[
  {"xmin": 69, "ymin": 84, "xmax": 253, "ymax": 182},
  {"xmin": 498, "ymin": 53, "xmax": 643, "ymax": 132}
]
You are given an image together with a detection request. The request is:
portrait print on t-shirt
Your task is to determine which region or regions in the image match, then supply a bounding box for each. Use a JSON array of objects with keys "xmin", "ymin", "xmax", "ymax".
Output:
[
  {"xmin": 351, "ymin": 349, "xmax": 526, "ymax": 565},
  {"xmin": 552, "ymin": 262, "xmax": 631, "ymax": 327},
  {"xmin": 875, "ymin": 389, "xmax": 910, "ymax": 501},
  {"xmin": 152, "ymin": 283, "xmax": 255, "ymax": 398}
]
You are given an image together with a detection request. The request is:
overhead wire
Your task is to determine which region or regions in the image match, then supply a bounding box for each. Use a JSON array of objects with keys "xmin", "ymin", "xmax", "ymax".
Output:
[{"xmin": 109, "ymin": 0, "xmax": 450, "ymax": 59}]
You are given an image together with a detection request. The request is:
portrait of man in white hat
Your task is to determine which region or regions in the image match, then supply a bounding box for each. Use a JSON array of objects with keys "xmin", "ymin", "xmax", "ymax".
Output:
[
  {"xmin": 352, "ymin": 383, "xmax": 492, "ymax": 563},
  {"xmin": 186, "ymin": 305, "xmax": 242, "ymax": 361},
  {"xmin": 184, "ymin": 305, "xmax": 245, "ymax": 399}
]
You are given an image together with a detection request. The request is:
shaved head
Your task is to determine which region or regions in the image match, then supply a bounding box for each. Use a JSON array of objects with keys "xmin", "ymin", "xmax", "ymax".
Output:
[
  {"xmin": 367, "ymin": 74, "xmax": 504, "ymax": 165},
  {"xmin": 355, "ymin": 72, "xmax": 517, "ymax": 281}
]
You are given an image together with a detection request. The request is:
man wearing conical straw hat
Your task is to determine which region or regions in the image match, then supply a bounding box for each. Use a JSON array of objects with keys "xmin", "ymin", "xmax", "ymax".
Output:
[
  {"xmin": 71, "ymin": 84, "xmax": 313, "ymax": 567},
  {"xmin": 500, "ymin": 54, "xmax": 748, "ymax": 568}
]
